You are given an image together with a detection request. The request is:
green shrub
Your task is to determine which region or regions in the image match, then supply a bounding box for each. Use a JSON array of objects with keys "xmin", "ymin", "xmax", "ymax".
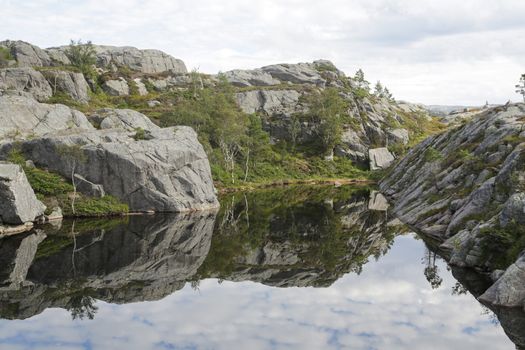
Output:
[
  {"xmin": 65, "ymin": 195, "xmax": 129, "ymax": 217},
  {"xmin": 424, "ymin": 147, "xmax": 443, "ymax": 162}
]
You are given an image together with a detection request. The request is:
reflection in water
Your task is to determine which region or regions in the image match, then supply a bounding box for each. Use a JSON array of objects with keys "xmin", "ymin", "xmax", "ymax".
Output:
[{"xmin": 0, "ymin": 185, "xmax": 521, "ymax": 349}]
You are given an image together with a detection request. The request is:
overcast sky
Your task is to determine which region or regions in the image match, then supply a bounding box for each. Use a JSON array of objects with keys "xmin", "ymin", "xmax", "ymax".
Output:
[{"xmin": 1, "ymin": 0, "xmax": 524, "ymax": 105}]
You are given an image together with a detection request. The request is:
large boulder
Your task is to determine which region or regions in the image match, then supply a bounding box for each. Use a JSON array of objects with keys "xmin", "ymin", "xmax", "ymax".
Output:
[
  {"xmin": 91, "ymin": 108, "xmax": 159, "ymax": 132},
  {"xmin": 42, "ymin": 70, "xmax": 90, "ymax": 103},
  {"xmin": 102, "ymin": 78, "xmax": 129, "ymax": 96},
  {"xmin": 0, "ymin": 40, "xmax": 52, "ymax": 67},
  {"xmin": 9, "ymin": 127, "xmax": 219, "ymax": 212},
  {"xmin": 0, "ymin": 163, "xmax": 46, "ymax": 225},
  {"xmin": 369, "ymin": 147, "xmax": 395, "ymax": 170},
  {"xmin": 0, "ymin": 68, "xmax": 52, "ymax": 101},
  {"xmin": 0, "ymin": 94, "xmax": 94, "ymax": 140}
]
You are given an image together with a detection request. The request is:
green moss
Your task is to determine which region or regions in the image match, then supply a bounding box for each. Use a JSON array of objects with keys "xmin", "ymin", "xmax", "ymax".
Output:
[
  {"xmin": 62, "ymin": 195, "xmax": 129, "ymax": 217},
  {"xmin": 25, "ymin": 167, "xmax": 74, "ymax": 196},
  {"xmin": 479, "ymin": 221, "xmax": 525, "ymax": 269}
]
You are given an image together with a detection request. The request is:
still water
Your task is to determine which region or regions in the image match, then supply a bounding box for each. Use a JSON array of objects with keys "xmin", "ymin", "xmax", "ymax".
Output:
[{"xmin": 0, "ymin": 186, "xmax": 521, "ymax": 349}]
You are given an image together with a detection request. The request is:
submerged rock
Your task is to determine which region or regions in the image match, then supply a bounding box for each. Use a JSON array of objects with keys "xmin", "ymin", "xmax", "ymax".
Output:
[{"xmin": 0, "ymin": 163, "xmax": 45, "ymax": 225}]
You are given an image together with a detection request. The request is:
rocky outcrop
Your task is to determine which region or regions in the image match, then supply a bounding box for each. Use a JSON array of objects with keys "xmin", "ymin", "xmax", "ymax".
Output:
[
  {"xmin": 42, "ymin": 70, "xmax": 90, "ymax": 103},
  {"xmin": 1, "ymin": 40, "xmax": 187, "ymax": 75},
  {"xmin": 3, "ymin": 126, "xmax": 219, "ymax": 212},
  {"xmin": 0, "ymin": 94, "xmax": 94, "ymax": 140},
  {"xmin": 223, "ymin": 69, "xmax": 280, "ymax": 87},
  {"xmin": 0, "ymin": 40, "xmax": 52, "ymax": 67},
  {"xmin": 231, "ymin": 61, "xmax": 429, "ymax": 167},
  {"xmin": 236, "ymin": 89, "xmax": 302, "ymax": 115},
  {"xmin": 0, "ymin": 163, "xmax": 45, "ymax": 225},
  {"xmin": 91, "ymin": 45, "xmax": 187, "ymax": 74},
  {"xmin": 0, "ymin": 68, "xmax": 52, "ymax": 101},
  {"xmin": 380, "ymin": 103, "xmax": 525, "ymax": 307}
]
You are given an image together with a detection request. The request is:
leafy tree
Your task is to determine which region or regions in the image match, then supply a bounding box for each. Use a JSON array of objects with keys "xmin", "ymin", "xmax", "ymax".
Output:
[
  {"xmin": 65, "ymin": 39, "xmax": 96, "ymax": 76},
  {"xmin": 305, "ymin": 88, "xmax": 347, "ymax": 156},
  {"xmin": 516, "ymin": 74, "xmax": 525, "ymax": 102}
]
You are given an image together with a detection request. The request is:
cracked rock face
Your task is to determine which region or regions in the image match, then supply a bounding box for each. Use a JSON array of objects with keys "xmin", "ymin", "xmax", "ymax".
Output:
[
  {"xmin": 0, "ymin": 68, "xmax": 53, "ymax": 101},
  {"xmin": 0, "ymin": 163, "xmax": 46, "ymax": 225},
  {"xmin": 0, "ymin": 94, "xmax": 94, "ymax": 140},
  {"xmin": 380, "ymin": 103, "xmax": 525, "ymax": 307},
  {"xmin": 2, "ymin": 126, "xmax": 219, "ymax": 212}
]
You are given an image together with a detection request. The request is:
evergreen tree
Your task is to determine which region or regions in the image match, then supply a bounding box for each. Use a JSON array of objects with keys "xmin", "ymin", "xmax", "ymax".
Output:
[{"xmin": 374, "ymin": 81, "xmax": 384, "ymax": 97}]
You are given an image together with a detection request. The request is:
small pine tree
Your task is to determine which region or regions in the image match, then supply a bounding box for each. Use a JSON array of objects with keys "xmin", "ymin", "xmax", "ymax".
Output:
[
  {"xmin": 353, "ymin": 68, "xmax": 370, "ymax": 91},
  {"xmin": 383, "ymin": 87, "xmax": 395, "ymax": 102},
  {"xmin": 374, "ymin": 81, "xmax": 384, "ymax": 97},
  {"xmin": 65, "ymin": 39, "xmax": 96, "ymax": 76},
  {"xmin": 516, "ymin": 74, "xmax": 525, "ymax": 102}
]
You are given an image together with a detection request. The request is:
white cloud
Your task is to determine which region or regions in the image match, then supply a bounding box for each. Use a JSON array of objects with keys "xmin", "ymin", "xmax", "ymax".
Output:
[{"xmin": 0, "ymin": 0, "xmax": 523, "ymax": 104}]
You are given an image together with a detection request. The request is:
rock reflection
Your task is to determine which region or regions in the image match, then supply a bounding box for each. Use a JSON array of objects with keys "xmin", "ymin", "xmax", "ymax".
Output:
[{"xmin": 0, "ymin": 211, "xmax": 217, "ymax": 320}]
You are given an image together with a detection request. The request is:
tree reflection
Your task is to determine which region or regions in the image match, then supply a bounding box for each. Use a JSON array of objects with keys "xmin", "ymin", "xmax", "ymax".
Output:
[
  {"xmin": 66, "ymin": 293, "xmax": 98, "ymax": 320},
  {"xmin": 423, "ymin": 247, "xmax": 443, "ymax": 289}
]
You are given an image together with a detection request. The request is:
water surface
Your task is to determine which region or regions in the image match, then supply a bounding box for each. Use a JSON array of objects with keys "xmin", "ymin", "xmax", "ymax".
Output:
[{"xmin": 0, "ymin": 186, "xmax": 520, "ymax": 349}]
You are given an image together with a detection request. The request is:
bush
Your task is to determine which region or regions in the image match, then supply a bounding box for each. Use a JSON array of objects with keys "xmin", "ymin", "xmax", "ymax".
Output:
[
  {"xmin": 0, "ymin": 46, "xmax": 13, "ymax": 67},
  {"xmin": 65, "ymin": 39, "xmax": 96, "ymax": 77},
  {"xmin": 424, "ymin": 147, "xmax": 443, "ymax": 162}
]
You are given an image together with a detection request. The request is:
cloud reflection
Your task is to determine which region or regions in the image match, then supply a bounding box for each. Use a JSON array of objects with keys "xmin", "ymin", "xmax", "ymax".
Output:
[{"xmin": 0, "ymin": 235, "xmax": 511, "ymax": 350}]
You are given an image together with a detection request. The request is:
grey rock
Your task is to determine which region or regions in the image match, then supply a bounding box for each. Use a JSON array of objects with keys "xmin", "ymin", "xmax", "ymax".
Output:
[
  {"xmin": 93, "ymin": 108, "xmax": 159, "ymax": 132},
  {"xmin": 479, "ymin": 255, "xmax": 525, "ymax": 307},
  {"xmin": 10, "ymin": 126, "xmax": 219, "ymax": 212},
  {"xmin": 235, "ymin": 89, "xmax": 301, "ymax": 115},
  {"xmin": 45, "ymin": 207, "xmax": 63, "ymax": 222},
  {"xmin": 0, "ymin": 40, "xmax": 52, "ymax": 67},
  {"xmin": 0, "ymin": 94, "xmax": 94, "ymax": 139},
  {"xmin": 102, "ymin": 78, "xmax": 129, "ymax": 96},
  {"xmin": 92, "ymin": 45, "xmax": 187, "ymax": 74},
  {"xmin": 133, "ymin": 78, "xmax": 148, "ymax": 96},
  {"xmin": 147, "ymin": 100, "xmax": 161, "ymax": 107},
  {"xmin": 8, "ymin": 231, "xmax": 46, "ymax": 286},
  {"xmin": 369, "ymin": 147, "xmax": 395, "ymax": 170},
  {"xmin": 500, "ymin": 193, "xmax": 525, "ymax": 227},
  {"xmin": 43, "ymin": 70, "xmax": 90, "ymax": 103},
  {"xmin": 223, "ymin": 69, "xmax": 280, "ymax": 87},
  {"xmin": 24, "ymin": 160, "xmax": 35, "ymax": 168},
  {"xmin": 0, "ymin": 163, "xmax": 46, "ymax": 225},
  {"xmin": 0, "ymin": 68, "xmax": 52, "ymax": 101},
  {"xmin": 387, "ymin": 128, "xmax": 409, "ymax": 145},
  {"xmin": 261, "ymin": 62, "xmax": 325, "ymax": 85},
  {"xmin": 74, "ymin": 174, "xmax": 105, "ymax": 198},
  {"xmin": 368, "ymin": 191, "xmax": 389, "ymax": 211}
]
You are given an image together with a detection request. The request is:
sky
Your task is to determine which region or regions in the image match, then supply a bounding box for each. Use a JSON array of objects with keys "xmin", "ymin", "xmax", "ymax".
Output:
[{"xmin": 0, "ymin": 0, "xmax": 524, "ymax": 105}]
